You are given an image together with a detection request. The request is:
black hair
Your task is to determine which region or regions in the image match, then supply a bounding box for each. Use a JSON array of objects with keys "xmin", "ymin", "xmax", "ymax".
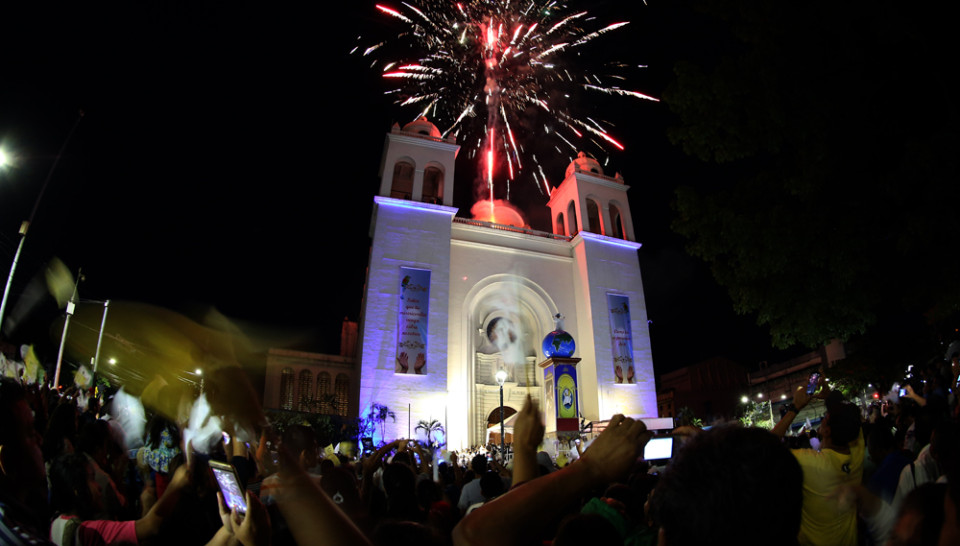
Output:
[
  {"xmin": 651, "ymin": 425, "xmax": 803, "ymax": 546},
  {"xmin": 826, "ymin": 402, "xmax": 862, "ymax": 446},
  {"xmin": 0, "ymin": 378, "xmax": 27, "ymax": 446},
  {"xmin": 894, "ymin": 483, "xmax": 947, "ymax": 546},
  {"xmin": 43, "ymin": 401, "xmax": 79, "ymax": 462},
  {"xmin": 49, "ymin": 453, "xmax": 97, "ymax": 520},
  {"xmin": 281, "ymin": 424, "xmax": 317, "ymax": 461},
  {"xmin": 479, "ymin": 470, "xmax": 504, "ymax": 500},
  {"xmin": 470, "ymin": 453, "xmax": 488, "ymax": 474}
]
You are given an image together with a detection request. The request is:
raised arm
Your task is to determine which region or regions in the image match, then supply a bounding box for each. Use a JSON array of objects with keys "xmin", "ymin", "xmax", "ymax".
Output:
[
  {"xmin": 772, "ymin": 386, "xmax": 813, "ymax": 438},
  {"xmin": 277, "ymin": 453, "xmax": 371, "ymax": 546},
  {"xmin": 453, "ymin": 414, "xmax": 648, "ymax": 546},
  {"xmin": 134, "ymin": 454, "xmax": 193, "ymax": 540}
]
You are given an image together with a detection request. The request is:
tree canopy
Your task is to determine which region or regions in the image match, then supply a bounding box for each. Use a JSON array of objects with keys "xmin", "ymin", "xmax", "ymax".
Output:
[{"xmin": 665, "ymin": 0, "xmax": 959, "ymax": 354}]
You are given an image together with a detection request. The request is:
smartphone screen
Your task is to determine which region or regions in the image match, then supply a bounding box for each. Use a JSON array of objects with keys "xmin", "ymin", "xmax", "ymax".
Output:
[
  {"xmin": 210, "ymin": 461, "xmax": 247, "ymax": 515},
  {"xmin": 643, "ymin": 436, "xmax": 673, "ymax": 461},
  {"xmin": 806, "ymin": 373, "xmax": 821, "ymax": 395}
]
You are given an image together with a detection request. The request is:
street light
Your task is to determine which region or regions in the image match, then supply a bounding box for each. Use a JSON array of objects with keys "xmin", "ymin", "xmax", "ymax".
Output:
[
  {"xmin": 0, "ymin": 111, "xmax": 84, "ymax": 336},
  {"xmin": 496, "ymin": 369, "xmax": 508, "ymax": 461}
]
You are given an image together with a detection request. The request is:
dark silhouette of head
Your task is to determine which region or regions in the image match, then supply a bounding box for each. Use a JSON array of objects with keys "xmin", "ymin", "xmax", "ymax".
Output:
[{"xmin": 651, "ymin": 425, "xmax": 803, "ymax": 545}]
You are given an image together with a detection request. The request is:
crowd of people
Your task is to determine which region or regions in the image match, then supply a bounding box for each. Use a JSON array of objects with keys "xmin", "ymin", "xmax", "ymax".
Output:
[{"xmin": 0, "ymin": 356, "xmax": 958, "ymax": 545}]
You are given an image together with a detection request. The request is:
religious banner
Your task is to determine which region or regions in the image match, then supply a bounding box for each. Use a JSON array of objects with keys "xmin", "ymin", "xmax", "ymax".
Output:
[
  {"xmin": 555, "ymin": 362, "xmax": 579, "ymax": 432},
  {"xmin": 397, "ymin": 267, "xmax": 430, "ymax": 374},
  {"xmin": 543, "ymin": 366, "xmax": 556, "ymax": 433},
  {"xmin": 607, "ymin": 294, "xmax": 635, "ymax": 384}
]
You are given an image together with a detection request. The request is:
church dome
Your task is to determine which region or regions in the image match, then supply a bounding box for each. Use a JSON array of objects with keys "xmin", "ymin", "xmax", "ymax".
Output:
[
  {"xmin": 402, "ymin": 117, "xmax": 442, "ymax": 138},
  {"xmin": 565, "ymin": 151, "xmax": 603, "ymax": 178}
]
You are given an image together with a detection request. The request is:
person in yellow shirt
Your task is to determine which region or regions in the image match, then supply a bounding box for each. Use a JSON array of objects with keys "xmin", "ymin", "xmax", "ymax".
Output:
[{"xmin": 773, "ymin": 382, "xmax": 865, "ymax": 546}]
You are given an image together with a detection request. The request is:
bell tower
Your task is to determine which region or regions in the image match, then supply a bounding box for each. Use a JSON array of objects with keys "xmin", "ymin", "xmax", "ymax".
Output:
[
  {"xmin": 377, "ymin": 117, "xmax": 458, "ymax": 206},
  {"xmin": 358, "ymin": 118, "xmax": 460, "ymax": 444},
  {"xmin": 546, "ymin": 151, "xmax": 635, "ymax": 242}
]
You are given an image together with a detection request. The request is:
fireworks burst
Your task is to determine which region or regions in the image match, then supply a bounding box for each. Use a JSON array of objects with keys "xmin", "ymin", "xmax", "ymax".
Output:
[{"xmin": 358, "ymin": 0, "xmax": 657, "ymax": 209}]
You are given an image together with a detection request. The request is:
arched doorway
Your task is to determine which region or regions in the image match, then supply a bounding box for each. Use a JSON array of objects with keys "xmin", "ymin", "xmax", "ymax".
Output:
[{"xmin": 486, "ymin": 406, "xmax": 517, "ymax": 445}]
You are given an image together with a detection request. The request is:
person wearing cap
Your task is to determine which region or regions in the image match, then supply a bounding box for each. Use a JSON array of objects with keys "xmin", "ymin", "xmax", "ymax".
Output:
[{"xmin": 773, "ymin": 382, "xmax": 865, "ymax": 545}]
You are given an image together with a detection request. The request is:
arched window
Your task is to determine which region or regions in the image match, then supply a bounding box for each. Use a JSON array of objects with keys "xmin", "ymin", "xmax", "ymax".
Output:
[
  {"xmin": 422, "ymin": 166, "xmax": 443, "ymax": 204},
  {"xmin": 391, "ymin": 161, "xmax": 414, "ymax": 200},
  {"xmin": 279, "ymin": 368, "xmax": 295, "ymax": 411},
  {"xmin": 555, "ymin": 212, "xmax": 566, "ymax": 236},
  {"xmin": 566, "ymin": 201, "xmax": 578, "ymax": 236},
  {"xmin": 586, "ymin": 199, "xmax": 602, "ymax": 235},
  {"xmin": 316, "ymin": 372, "xmax": 331, "ymax": 414},
  {"xmin": 297, "ymin": 369, "xmax": 313, "ymax": 412},
  {"xmin": 610, "ymin": 204, "xmax": 625, "ymax": 239},
  {"xmin": 334, "ymin": 374, "xmax": 349, "ymax": 416}
]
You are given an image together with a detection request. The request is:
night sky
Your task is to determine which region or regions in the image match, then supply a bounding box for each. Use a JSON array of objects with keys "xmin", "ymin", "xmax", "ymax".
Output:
[{"xmin": 0, "ymin": 1, "xmax": 806, "ymax": 377}]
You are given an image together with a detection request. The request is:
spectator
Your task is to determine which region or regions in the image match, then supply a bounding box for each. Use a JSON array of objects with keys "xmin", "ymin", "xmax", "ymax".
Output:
[
  {"xmin": 773, "ymin": 385, "xmax": 864, "ymax": 545},
  {"xmin": 48, "ymin": 451, "xmax": 195, "ymax": 545},
  {"xmin": 652, "ymin": 425, "xmax": 803, "ymax": 545},
  {"xmin": 0, "ymin": 378, "xmax": 51, "ymax": 543},
  {"xmin": 259, "ymin": 425, "xmax": 320, "ymax": 506},
  {"xmin": 457, "ymin": 454, "xmax": 488, "ymax": 514},
  {"xmin": 454, "ymin": 404, "xmax": 649, "ymax": 546}
]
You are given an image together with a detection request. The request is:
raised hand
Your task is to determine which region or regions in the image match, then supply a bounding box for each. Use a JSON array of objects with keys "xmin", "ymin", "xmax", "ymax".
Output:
[
  {"xmin": 397, "ymin": 352, "xmax": 409, "ymax": 373},
  {"xmin": 513, "ymin": 395, "xmax": 545, "ymax": 454},
  {"xmin": 580, "ymin": 414, "xmax": 648, "ymax": 483}
]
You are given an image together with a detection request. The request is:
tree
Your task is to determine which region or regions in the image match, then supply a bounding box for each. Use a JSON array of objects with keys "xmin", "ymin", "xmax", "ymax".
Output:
[
  {"xmin": 665, "ymin": 0, "xmax": 960, "ymax": 351},
  {"xmin": 737, "ymin": 400, "xmax": 773, "ymax": 430},
  {"xmin": 365, "ymin": 403, "xmax": 396, "ymax": 445},
  {"xmin": 675, "ymin": 406, "xmax": 703, "ymax": 428},
  {"xmin": 415, "ymin": 419, "xmax": 445, "ymax": 449}
]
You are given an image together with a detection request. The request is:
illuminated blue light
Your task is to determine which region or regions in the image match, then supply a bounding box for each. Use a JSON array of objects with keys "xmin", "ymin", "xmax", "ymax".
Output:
[
  {"xmin": 578, "ymin": 231, "xmax": 642, "ymax": 250},
  {"xmin": 374, "ymin": 196, "xmax": 457, "ymax": 216}
]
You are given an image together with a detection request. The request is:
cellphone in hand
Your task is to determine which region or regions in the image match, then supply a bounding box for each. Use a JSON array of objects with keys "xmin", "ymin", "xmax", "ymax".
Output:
[
  {"xmin": 209, "ymin": 460, "xmax": 247, "ymax": 516},
  {"xmin": 643, "ymin": 436, "xmax": 674, "ymax": 462},
  {"xmin": 806, "ymin": 372, "xmax": 821, "ymax": 396}
]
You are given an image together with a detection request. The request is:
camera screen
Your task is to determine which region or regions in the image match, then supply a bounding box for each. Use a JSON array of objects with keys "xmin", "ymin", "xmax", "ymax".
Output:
[
  {"xmin": 643, "ymin": 437, "xmax": 673, "ymax": 461},
  {"xmin": 212, "ymin": 466, "xmax": 247, "ymax": 514}
]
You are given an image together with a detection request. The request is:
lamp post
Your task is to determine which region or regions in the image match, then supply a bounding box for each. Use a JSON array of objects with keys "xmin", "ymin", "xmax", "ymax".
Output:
[
  {"xmin": 0, "ymin": 111, "xmax": 84, "ymax": 336},
  {"xmin": 496, "ymin": 369, "xmax": 508, "ymax": 462},
  {"xmin": 52, "ymin": 269, "xmax": 83, "ymax": 389}
]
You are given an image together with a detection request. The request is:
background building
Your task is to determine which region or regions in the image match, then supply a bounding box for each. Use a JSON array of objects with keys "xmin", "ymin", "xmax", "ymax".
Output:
[
  {"xmin": 657, "ymin": 357, "xmax": 747, "ymax": 423},
  {"xmin": 262, "ymin": 319, "xmax": 359, "ymax": 417}
]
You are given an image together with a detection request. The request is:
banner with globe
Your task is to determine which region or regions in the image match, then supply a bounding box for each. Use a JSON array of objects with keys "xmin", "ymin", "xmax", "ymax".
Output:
[
  {"xmin": 607, "ymin": 294, "xmax": 635, "ymax": 384},
  {"xmin": 397, "ymin": 267, "xmax": 430, "ymax": 374}
]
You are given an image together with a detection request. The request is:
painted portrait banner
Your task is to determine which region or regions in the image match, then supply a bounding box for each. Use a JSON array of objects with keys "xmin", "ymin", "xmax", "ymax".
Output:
[
  {"xmin": 397, "ymin": 267, "xmax": 430, "ymax": 374},
  {"xmin": 555, "ymin": 362, "xmax": 579, "ymax": 432},
  {"xmin": 607, "ymin": 294, "xmax": 635, "ymax": 384}
]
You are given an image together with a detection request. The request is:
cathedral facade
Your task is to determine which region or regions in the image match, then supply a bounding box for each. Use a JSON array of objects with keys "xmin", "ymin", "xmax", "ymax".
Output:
[{"xmin": 357, "ymin": 118, "xmax": 656, "ymax": 449}]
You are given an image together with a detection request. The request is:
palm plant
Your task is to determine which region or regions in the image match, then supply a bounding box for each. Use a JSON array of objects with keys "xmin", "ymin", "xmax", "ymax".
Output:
[
  {"xmin": 367, "ymin": 403, "xmax": 395, "ymax": 444},
  {"xmin": 415, "ymin": 419, "xmax": 445, "ymax": 448}
]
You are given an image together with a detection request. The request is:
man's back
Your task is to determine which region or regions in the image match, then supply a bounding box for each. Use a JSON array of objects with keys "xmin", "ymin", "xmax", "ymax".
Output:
[{"xmin": 793, "ymin": 431, "xmax": 865, "ymax": 545}]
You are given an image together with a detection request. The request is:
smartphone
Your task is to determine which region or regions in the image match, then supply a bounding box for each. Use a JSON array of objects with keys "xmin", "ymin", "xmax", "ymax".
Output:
[
  {"xmin": 806, "ymin": 372, "xmax": 821, "ymax": 395},
  {"xmin": 209, "ymin": 460, "xmax": 247, "ymax": 516},
  {"xmin": 898, "ymin": 387, "xmax": 907, "ymax": 397},
  {"xmin": 643, "ymin": 436, "xmax": 674, "ymax": 462}
]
